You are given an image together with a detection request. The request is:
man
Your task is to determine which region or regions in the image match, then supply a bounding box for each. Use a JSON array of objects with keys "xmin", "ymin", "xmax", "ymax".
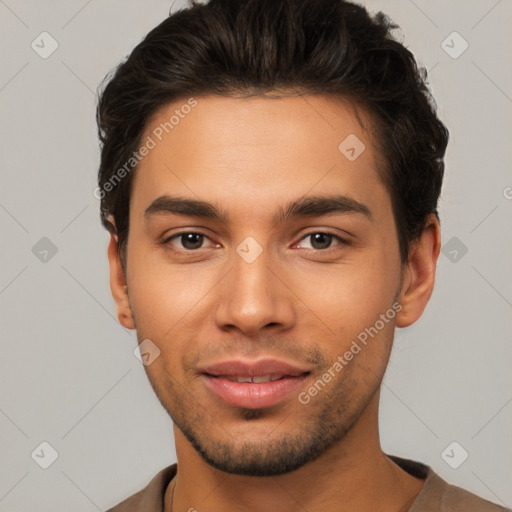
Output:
[{"xmin": 96, "ymin": 0, "xmax": 507, "ymax": 510}]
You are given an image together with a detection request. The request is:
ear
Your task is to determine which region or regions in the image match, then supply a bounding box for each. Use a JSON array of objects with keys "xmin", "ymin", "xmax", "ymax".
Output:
[
  {"xmin": 107, "ymin": 218, "xmax": 135, "ymax": 330},
  {"xmin": 395, "ymin": 214, "xmax": 441, "ymax": 328}
]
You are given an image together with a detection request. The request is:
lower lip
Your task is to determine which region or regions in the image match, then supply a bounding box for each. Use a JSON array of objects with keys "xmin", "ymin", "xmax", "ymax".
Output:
[{"xmin": 201, "ymin": 374, "xmax": 309, "ymax": 409}]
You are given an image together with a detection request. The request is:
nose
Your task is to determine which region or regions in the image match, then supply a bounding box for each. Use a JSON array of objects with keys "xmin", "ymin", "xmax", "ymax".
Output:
[{"xmin": 214, "ymin": 245, "xmax": 296, "ymax": 337}]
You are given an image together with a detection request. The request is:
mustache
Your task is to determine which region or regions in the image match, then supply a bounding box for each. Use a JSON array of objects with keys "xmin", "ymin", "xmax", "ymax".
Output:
[{"xmin": 185, "ymin": 334, "xmax": 328, "ymax": 369}]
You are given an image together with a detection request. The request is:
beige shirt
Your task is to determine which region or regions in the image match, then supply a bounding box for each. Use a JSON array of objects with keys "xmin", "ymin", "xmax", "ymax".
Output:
[{"xmin": 106, "ymin": 455, "xmax": 509, "ymax": 511}]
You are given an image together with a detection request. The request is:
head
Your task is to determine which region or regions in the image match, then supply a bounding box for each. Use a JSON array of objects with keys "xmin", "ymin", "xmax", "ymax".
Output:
[{"xmin": 97, "ymin": 0, "xmax": 448, "ymax": 476}]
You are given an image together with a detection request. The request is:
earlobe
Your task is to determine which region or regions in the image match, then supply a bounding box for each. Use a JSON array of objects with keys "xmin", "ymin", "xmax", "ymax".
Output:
[
  {"xmin": 395, "ymin": 214, "xmax": 441, "ymax": 328},
  {"xmin": 107, "ymin": 222, "xmax": 136, "ymax": 330}
]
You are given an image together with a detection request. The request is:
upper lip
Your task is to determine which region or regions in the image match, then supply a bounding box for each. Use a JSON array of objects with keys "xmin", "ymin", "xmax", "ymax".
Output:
[{"xmin": 198, "ymin": 358, "xmax": 311, "ymax": 378}]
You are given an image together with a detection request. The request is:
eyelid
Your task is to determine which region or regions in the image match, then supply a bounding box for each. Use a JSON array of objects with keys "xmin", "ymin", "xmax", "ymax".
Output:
[
  {"xmin": 163, "ymin": 231, "xmax": 218, "ymax": 250},
  {"xmin": 162, "ymin": 229, "xmax": 351, "ymax": 253},
  {"xmin": 293, "ymin": 230, "xmax": 351, "ymax": 250}
]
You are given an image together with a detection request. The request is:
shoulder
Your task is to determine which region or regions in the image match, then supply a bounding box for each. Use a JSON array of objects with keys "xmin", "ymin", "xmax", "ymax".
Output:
[
  {"xmin": 105, "ymin": 464, "xmax": 177, "ymax": 512},
  {"xmin": 427, "ymin": 474, "xmax": 510, "ymax": 512},
  {"xmin": 105, "ymin": 488, "xmax": 144, "ymax": 512},
  {"xmin": 388, "ymin": 455, "xmax": 509, "ymax": 512}
]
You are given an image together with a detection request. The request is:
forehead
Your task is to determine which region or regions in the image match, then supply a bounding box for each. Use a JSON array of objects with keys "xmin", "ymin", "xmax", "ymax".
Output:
[
  {"xmin": 142, "ymin": 93, "xmax": 378, "ymax": 160},
  {"xmin": 131, "ymin": 94, "xmax": 388, "ymax": 216}
]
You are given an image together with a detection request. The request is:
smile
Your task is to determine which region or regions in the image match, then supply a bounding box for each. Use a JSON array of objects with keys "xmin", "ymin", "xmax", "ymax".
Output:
[{"xmin": 201, "ymin": 373, "xmax": 310, "ymax": 409}]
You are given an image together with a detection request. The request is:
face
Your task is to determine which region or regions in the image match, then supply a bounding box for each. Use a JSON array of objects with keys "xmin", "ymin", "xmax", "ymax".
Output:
[{"xmin": 108, "ymin": 94, "xmax": 432, "ymax": 477}]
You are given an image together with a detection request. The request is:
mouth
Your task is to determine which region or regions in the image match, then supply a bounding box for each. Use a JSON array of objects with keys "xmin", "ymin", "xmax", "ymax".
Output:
[
  {"xmin": 209, "ymin": 374, "xmax": 296, "ymax": 383},
  {"xmin": 198, "ymin": 358, "xmax": 311, "ymax": 409}
]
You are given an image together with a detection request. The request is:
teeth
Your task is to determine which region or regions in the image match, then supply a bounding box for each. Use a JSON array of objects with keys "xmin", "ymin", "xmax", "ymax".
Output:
[
  {"xmin": 252, "ymin": 376, "xmax": 272, "ymax": 383},
  {"xmin": 221, "ymin": 375, "xmax": 285, "ymax": 383},
  {"xmin": 235, "ymin": 376, "xmax": 252, "ymax": 383}
]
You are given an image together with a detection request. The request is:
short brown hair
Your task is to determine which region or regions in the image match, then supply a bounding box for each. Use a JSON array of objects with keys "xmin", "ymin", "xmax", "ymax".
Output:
[{"xmin": 96, "ymin": 0, "xmax": 449, "ymax": 265}]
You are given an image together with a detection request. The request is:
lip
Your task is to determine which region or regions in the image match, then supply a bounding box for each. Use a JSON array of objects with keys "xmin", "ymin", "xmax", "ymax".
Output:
[{"xmin": 198, "ymin": 358, "xmax": 311, "ymax": 409}]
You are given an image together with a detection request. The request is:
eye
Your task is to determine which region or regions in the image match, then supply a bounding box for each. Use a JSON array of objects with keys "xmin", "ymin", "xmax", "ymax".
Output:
[
  {"xmin": 295, "ymin": 232, "xmax": 347, "ymax": 250},
  {"xmin": 164, "ymin": 232, "xmax": 217, "ymax": 251},
  {"xmin": 162, "ymin": 230, "xmax": 349, "ymax": 253}
]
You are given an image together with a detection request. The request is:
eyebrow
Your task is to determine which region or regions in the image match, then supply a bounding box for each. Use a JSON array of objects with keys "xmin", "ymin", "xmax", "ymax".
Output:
[{"xmin": 144, "ymin": 194, "xmax": 372, "ymax": 225}]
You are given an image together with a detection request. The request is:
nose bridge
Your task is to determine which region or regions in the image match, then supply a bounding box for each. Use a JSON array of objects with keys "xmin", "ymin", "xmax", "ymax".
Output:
[{"xmin": 214, "ymin": 237, "xmax": 295, "ymax": 334}]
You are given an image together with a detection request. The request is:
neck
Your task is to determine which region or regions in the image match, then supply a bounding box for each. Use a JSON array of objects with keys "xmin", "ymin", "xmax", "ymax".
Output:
[{"xmin": 165, "ymin": 393, "xmax": 425, "ymax": 512}]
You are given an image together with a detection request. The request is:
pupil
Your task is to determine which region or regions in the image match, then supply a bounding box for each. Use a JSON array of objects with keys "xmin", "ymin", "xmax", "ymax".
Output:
[
  {"xmin": 182, "ymin": 233, "xmax": 203, "ymax": 250},
  {"xmin": 179, "ymin": 233, "xmax": 332, "ymax": 250},
  {"xmin": 311, "ymin": 233, "xmax": 331, "ymax": 250}
]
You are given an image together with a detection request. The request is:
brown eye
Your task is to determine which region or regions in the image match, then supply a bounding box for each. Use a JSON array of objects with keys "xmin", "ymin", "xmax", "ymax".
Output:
[
  {"xmin": 179, "ymin": 233, "xmax": 204, "ymax": 250},
  {"xmin": 164, "ymin": 232, "xmax": 213, "ymax": 251},
  {"xmin": 297, "ymin": 232, "xmax": 345, "ymax": 251},
  {"xmin": 309, "ymin": 233, "xmax": 333, "ymax": 250}
]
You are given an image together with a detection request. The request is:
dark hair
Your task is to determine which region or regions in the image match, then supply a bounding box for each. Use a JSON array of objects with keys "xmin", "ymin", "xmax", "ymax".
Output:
[{"xmin": 96, "ymin": 0, "xmax": 449, "ymax": 266}]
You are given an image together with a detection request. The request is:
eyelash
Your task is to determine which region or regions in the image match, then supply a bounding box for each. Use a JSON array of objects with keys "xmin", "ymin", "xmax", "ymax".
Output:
[{"xmin": 162, "ymin": 231, "xmax": 350, "ymax": 253}]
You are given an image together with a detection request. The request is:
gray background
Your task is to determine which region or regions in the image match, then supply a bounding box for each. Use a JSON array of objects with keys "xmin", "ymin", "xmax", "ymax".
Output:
[{"xmin": 0, "ymin": 0, "xmax": 511, "ymax": 510}]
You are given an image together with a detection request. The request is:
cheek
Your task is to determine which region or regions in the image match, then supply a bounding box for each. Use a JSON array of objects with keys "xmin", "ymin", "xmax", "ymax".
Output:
[
  {"xmin": 126, "ymin": 248, "xmax": 221, "ymax": 338},
  {"xmin": 288, "ymin": 253, "xmax": 399, "ymax": 328},
  {"xmin": 281, "ymin": 255, "xmax": 400, "ymax": 373}
]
